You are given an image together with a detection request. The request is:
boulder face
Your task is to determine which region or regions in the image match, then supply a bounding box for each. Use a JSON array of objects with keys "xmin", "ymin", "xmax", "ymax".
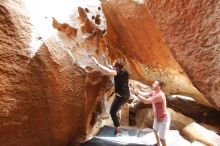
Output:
[
  {"xmin": 144, "ymin": 0, "xmax": 220, "ymax": 109},
  {"xmin": 0, "ymin": 0, "xmax": 110, "ymax": 146},
  {"xmin": 28, "ymin": 40, "xmax": 111, "ymax": 146},
  {"xmin": 101, "ymin": 0, "xmax": 220, "ymax": 108}
]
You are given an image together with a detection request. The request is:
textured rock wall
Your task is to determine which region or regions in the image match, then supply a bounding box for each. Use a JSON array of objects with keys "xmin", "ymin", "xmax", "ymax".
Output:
[
  {"xmin": 28, "ymin": 39, "xmax": 110, "ymax": 145},
  {"xmin": 144, "ymin": 0, "xmax": 220, "ymax": 109},
  {"xmin": 101, "ymin": 0, "xmax": 219, "ymax": 108},
  {"xmin": 0, "ymin": 0, "xmax": 32, "ymax": 145},
  {"xmin": 0, "ymin": 1, "xmax": 110, "ymax": 146}
]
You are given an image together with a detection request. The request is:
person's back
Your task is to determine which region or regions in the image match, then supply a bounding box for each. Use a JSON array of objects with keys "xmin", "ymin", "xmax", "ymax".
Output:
[{"xmin": 114, "ymin": 69, "xmax": 130, "ymax": 98}]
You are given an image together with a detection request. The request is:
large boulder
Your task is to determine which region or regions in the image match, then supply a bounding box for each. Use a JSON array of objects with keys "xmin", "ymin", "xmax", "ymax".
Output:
[
  {"xmin": 144, "ymin": 0, "xmax": 220, "ymax": 109},
  {"xmin": 0, "ymin": 1, "xmax": 110, "ymax": 146},
  {"xmin": 183, "ymin": 122, "xmax": 220, "ymax": 146},
  {"xmin": 101, "ymin": 0, "xmax": 220, "ymax": 109},
  {"xmin": 145, "ymin": 0, "xmax": 220, "ymax": 108}
]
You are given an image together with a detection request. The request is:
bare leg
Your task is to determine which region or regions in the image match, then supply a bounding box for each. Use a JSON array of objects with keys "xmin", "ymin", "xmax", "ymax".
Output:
[
  {"xmin": 153, "ymin": 130, "xmax": 161, "ymax": 146},
  {"xmin": 160, "ymin": 139, "xmax": 167, "ymax": 146}
]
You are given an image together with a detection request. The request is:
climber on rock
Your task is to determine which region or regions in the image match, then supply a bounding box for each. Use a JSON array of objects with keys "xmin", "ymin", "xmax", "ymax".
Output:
[
  {"xmin": 131, "ymin": 80, "xmax": 170, "ymax": 146},
  {"xmin": 91, "ymin": 56, "xmax": 130, "ymax": 135}
]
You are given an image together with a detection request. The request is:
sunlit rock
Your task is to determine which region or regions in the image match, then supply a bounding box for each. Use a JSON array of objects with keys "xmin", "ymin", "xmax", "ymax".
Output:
[
  {"xmin": 52, "ymin": 18, "xmax": 78, "ymax": 38},
  {"xmin": 183, "ymin": 122, "xmax": 220, "ymax": 146}
]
